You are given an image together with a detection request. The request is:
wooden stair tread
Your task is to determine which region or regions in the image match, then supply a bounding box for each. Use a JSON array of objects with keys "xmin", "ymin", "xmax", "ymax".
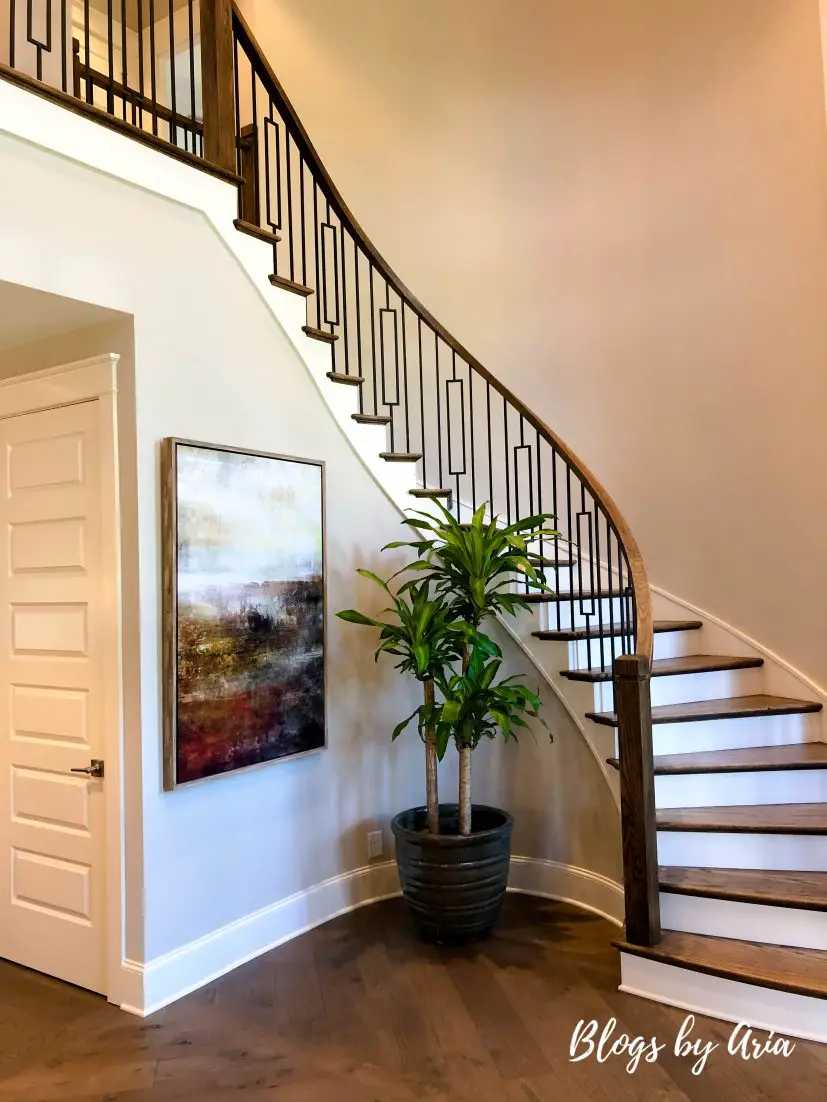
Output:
[
  {"xmin": 586, "ymin": 693, "xmax": 821, "ymax": 728},
  {"xmin": 651, "ymin": 743, "xmax": 827, "ymax": 775},
  {"xmin": 410, "ymin": 488, "xmax": 452, "ymax": 498},
  {"xmin": 269, "ymin": 273, "xmax": 314, "ymax": 296},
  {"xmin": 352, "ymin": 413, "xmax": 391, "ymax": 425},
  {"xmin": 527, "ymin": 554, "xmax": 575, "ymax": 569},
  {"xmin": 615, "ymin": 930, "xmax": 827, "ymax": 1001},
  {"xmin": 234, "ymin": 218, "xmax": 281, "ymax": 245},
  {"xmin": 657, "ymin": 803, "xmax": 827, "ymax": 834},
  {"xmin": 534, "ymin": 619, "xmax": 700, "ymax": 642},
  {"xmin": 302, "ymin": 325, "xmax": 337, "ymax": 343},
  {"xmin": 326, "ymin": 372, "xmax": 363, "ymax": 386},
  {"xmin": 564, "ymin": 653, "xmax": 763, "ymax": 683},
  {"xmin": 379, "ymin": 452, "xmax": 422, "ymax": 462},
  {"xmin": 659, "ymin": 867, "xmax": 827, "ymax": 911}
]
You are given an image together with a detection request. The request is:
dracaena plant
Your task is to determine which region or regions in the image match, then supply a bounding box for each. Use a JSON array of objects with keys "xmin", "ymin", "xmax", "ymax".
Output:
[
  {"xmin": 337, "ymin": 574, "xmax": 495, "ymax": 834},
  {"xmin": 386, "ymin": 500, "xmax": 560, "ymax": 833},
  {"xmin": 337, "ymin": 501, "xmax": 558, "ymax": 838}
]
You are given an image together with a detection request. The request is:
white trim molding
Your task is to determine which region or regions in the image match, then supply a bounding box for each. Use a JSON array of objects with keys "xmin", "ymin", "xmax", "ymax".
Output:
[
  {"xmin": 119, "ymin": 857, "xmax": 623, "ymax": 1016},
  {"xmin": 620, "ymin": 953, "xmax": 827, "ymax": 1046}
]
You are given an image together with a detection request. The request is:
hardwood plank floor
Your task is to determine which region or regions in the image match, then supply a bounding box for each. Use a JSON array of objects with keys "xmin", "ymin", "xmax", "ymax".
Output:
[{"xmin": 0, "ymin": 896, "xmax": 824, "ymax": 1101}]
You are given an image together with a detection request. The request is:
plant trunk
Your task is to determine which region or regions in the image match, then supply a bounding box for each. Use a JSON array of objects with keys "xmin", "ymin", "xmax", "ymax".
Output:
[
  {"xmin": 459, "ymin": 746, "xmax": 472, "ymax": 835},
  {"xmin": 424, "ymin": 678, "xmax": 439, "ymax": 834}
]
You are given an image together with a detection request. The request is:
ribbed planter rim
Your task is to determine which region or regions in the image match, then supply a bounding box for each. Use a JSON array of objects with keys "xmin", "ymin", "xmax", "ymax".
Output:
[{"xmin": 391, "ymin": 804, "xmax": 514, "ymax": 847}]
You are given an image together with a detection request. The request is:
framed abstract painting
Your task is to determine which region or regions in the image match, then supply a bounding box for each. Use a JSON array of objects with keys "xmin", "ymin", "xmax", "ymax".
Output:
[{"xmin": 161, "ymin": 439, "xmax": 326, "ymax": 789}]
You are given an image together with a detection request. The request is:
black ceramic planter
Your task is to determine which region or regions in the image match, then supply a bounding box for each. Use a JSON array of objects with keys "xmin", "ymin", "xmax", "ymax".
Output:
[{"xmin": 391, "ymin": 803, "xmax": 513, "ymax": 944}]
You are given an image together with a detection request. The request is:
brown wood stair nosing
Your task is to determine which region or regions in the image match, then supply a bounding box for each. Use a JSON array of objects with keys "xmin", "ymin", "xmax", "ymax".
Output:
[
  {"xmin": 607, "ymin": 742, "xmax": 827, "ymax": 775},
  {"xmin": 614, "ymin": 930, "xmax": 827, "ymax": 1001},
  {"xmin": 326, "ymin": 372, "xmax": 364, "ymax": 386},
  {"xmin": 269, "ymin": 273, "xmax": 314, "ymax": 297},
  {"xmin": 656, "ymin": 802, "xmax": 827, "ymax": 834},
  {"xmin": 233, "ymin": 218, "xmax": 282, "ymax": 245},
  {"xmin": 302, "ymin": 325, "xmax": 338, "ymax": 344},
  {"xmin": 379, "ymin": 452, "xmax": 422, "ymax": 463},
  {"xmin": 586, "ymin": 693, "xmax": 823, "ymax": 729},
  {"xmin": 563, "ymin": 653, "xmax": 763, "ymax": 683},
  {"xmin": 352, "ymin": 413, "xmax": 392, "ymax": 425},
  {"xmin": 534, "ymin": 619, "xmax": 701, "ymax": 642},
  {"xmin": 409, "ymin": 487, "xmax": 452, "ymax": 499},
  {"xmin": 659, "ymin": 867, "xmax": 827, "ymax": 912}
]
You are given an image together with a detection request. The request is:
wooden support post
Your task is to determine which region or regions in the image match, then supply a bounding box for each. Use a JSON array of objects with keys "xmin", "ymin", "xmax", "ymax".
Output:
[
  {"xmin": 200, "ymin": 0, "xmax": 236, "ymax": 173},
  {"xmin": 614, "ymin": 653, "xmax": 661, "ymax": 947}
]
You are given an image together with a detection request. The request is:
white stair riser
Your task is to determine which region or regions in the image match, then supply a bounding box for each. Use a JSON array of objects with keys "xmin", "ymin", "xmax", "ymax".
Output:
[
  {"xmin": 651, "ymin": 630, "xmax": 705, "ymax": 661},
  {"xmin": 657, "ymin": 830, "xmax": 827, "ymax": 871},
  {"xmin": 589, "ymin": 666, "xmax": 762, "ymax": 712},
  {"xmin": 539, "ymin": 596, "xmax": 628, "ymax": 631},
  {"xmin": 660, "ymin": 892, "xmax": 827, "ymax": 951},
  {"xmin": 566, "ymin": 629, "xmax": 697, "ymax": 667},
  {"xmin": 651, "ymin": 711, "xmax": 822, "ymax": 755},
  {"xmin": 620, "ymin": 954, "xmax": 827, "ymax": 1045},
  {"xmin": 568, "ymin": 637, "xmax": 630, "ymax": 669},
  {"xmin": 655, "ymin": 768, "xmax": 827, "ymax": 809}
]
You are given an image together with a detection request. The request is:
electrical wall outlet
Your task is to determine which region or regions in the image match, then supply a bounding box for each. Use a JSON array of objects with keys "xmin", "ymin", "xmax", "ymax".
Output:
[{"xmin": 367, "ymin": 830, "xmax": 383, "ymax": 859}]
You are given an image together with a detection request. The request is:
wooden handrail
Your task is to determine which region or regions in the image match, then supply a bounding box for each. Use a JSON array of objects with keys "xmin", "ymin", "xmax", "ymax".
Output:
[{"xmin": 230, "ymin": 2, "xmax": 652, "ymax": 663}]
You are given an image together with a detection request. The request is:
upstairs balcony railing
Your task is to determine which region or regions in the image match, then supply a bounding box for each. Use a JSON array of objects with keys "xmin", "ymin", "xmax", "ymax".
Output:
[{"xmin": 0, "ymin": 0, "xmax": 660, "ymax": 950}]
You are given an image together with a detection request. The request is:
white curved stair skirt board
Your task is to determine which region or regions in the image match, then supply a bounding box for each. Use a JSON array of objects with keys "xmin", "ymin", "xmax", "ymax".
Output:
[
  {"xmin": 659, "ymin": 893, "xmax": 827, "ymax": 952},
  {"xmin": 619, "ymin": 953, "xmax": 827, "ymax": 1046},
  {"xmin": 121, "ymin": 857, "xmax": 622, "ymax": 1017}
]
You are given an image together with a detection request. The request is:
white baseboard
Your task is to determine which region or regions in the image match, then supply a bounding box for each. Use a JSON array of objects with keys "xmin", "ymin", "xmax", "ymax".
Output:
[
  {"xmin": 620, "ymin": 953, "xmax": 827, "ymax": 1046},
  {"xmin": 120, "ymin": 856, "xmax": 623, "ymax": 1016},
  {"xmin": 508, "ymin": 856, "xmax": 624, "ymax": 926},
  {"xmin": 126, "ymin": 861, "xmax": 401, "ymax": 1017}
]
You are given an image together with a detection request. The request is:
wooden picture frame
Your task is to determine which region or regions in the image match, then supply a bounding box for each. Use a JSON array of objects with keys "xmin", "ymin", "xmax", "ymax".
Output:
[{"xmin": 161, "ymin": 438, "xmax": 326, "ymax": 790}]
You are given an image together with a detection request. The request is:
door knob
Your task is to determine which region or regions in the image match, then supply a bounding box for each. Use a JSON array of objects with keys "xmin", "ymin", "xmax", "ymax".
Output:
[{"xmin": 71, "ymin": 759, "xmax": 105, "ymax": 779}]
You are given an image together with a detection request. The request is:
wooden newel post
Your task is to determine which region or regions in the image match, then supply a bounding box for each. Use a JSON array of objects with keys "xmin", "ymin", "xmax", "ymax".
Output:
[
  {"xmin": 614, "ymin": 653, "xmax": 661, "ymax": 947},
  {"xmin": 200, "ymin": 0, "xmax": 237, "ymax": 173}
]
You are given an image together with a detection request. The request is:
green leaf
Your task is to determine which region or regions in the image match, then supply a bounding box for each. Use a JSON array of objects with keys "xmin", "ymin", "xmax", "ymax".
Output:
[{"xmin": 336, "ymin": 609, "xmax": 379, "ymax": 626}]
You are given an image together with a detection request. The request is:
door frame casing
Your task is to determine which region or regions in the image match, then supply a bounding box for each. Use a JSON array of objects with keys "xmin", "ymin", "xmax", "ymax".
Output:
[{"xmin": 0, "ymin": 353, "xmax": 125, "ymax": 1005}]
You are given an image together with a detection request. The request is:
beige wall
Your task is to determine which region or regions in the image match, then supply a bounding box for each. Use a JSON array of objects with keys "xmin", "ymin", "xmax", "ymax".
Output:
[
  {"xmin": 242, "ymin": 0, "xmax": 827, "ymax": 686},
  {"xmin": 0, "ymin": 123, "xmax": 621, "ymax": 968}
]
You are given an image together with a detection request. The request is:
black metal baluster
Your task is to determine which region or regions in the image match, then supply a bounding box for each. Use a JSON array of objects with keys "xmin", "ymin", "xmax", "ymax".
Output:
[
  {"xmin": 434, "ymin": 333, "xmax": 443, "ymax": 489},
  {"xmin": 186, "ymin": 0, "xmax": 195, "ymax": 148},
  {"xmin": 369, "ymin": 266, "xmax": 378, "ymax": 414},
  {"xmin": 298, "ymin": 156, "xmax": 307, "ymax": 286},
  {"xmin": 148, "ymin": 0, "xmax": 157, "ymax": 131},
  {"xmin": 417, "ymin": 316, "xmax": 426, "ymax": 484},
  {"xmin": 340, "ymin": 225, "xmax": 350, "ymax": 377},
  {"xmin": 503, "ymin": 396, "xmax": 510, "ymax": 524},
  {"xmin": 400, "ymin": 301, "xmax": 410, "ymax": 453},
  {"xmin": 354, "ymin": 245, "xmax": 365, "ymax": 411},
  {"xmin": 61, "ymin": 0, "xmax": 68, "ymax": 91},
  {"xmin": 468, "ymin": 364, "xmax": 476, "ymax": 512},
  {"xmin": 607, "ymin": 523, "xmax": 616, "ymax": 666},
  {"xmin": 10, "ymin": 0, "xmax": 16, "ymax": 69},
  {"xmin": 285, "ymin": 131, "xmax": 295, "ymax": 281},
  {"xmin": 167, "ymin": 0, "xmax": 176, "ymax": 144}
]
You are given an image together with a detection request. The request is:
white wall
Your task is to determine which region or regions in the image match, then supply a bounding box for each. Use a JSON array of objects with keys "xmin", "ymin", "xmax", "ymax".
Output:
[
  {"xmin": 240, "ymin": 0, "xmax": 827, "ymax": 689},
  {"xmin": 0, "ymin": 105, "xmax": 621, "ymax": 1004}
]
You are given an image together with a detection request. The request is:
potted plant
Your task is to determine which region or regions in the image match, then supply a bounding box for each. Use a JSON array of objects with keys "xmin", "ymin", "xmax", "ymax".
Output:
[{"xmin": 337, "ymin": 502, "xmax": 559, "ymax": 943}]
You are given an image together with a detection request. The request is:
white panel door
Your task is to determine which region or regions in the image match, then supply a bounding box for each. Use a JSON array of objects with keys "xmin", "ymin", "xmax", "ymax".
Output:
[{"xmin": 0, "ymin": 400, "xmax": 108, "ymax": 993}]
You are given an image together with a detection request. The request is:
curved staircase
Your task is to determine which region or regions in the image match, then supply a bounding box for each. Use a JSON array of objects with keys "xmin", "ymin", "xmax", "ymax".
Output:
[
  {"xmin": 224, "ymin": 7, "xmax": 827, "ymax": 1041},
  {"xmin": 4, "ymin": 0, "xmax": 823, "ymax": 1040}
]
